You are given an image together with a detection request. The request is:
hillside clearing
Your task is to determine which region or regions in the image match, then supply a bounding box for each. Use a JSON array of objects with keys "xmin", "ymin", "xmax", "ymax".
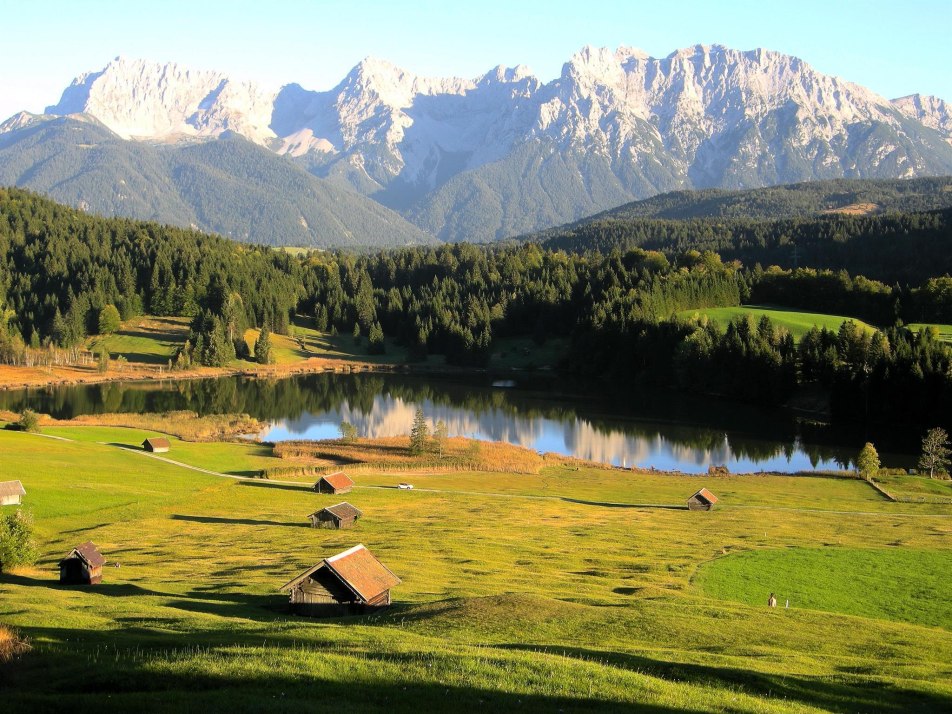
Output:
[{"xmin": 677, "ymin": 305, "xmax": 878, "ymax": 341}]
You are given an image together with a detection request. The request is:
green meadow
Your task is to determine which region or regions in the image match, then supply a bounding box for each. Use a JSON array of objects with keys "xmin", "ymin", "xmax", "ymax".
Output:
[
  {"xmin": 907, "ymin": 323, "xmax": 952, "ymax": 343},
  {"xmin": 677, "ymin": 305, "xmax": 878, "ymax": 341},
  {"xmin": 1, "ymin": 425, "xmax": 950, "ymax": 711}
]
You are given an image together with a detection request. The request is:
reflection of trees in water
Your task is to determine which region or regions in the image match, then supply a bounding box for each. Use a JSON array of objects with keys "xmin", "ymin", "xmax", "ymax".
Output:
[{"xmin": 0, "ymin": 373, "xmax": 899, "ymax": 467}]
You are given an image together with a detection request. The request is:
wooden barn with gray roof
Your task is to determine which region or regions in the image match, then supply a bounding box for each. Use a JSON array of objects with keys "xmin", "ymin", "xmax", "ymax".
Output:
[
  {"xmin": 280, "ymin": 544, "xmax": 400, "ymax": 616},
  {"xmin": 59, "ymin": 541, "xmax": 106, "ymax": 585},
  {"xmin": 308, "ymin": 502, "xmax": 362, "ymax": 529}
]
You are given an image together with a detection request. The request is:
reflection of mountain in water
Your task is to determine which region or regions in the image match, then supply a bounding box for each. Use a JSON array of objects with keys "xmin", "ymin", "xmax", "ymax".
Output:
[{"xmin": 0, "ymin": 372, "xmax": 907, "ymax": 472}]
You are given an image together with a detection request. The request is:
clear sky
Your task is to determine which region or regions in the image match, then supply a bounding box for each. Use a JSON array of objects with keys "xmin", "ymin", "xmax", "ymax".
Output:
[{"xmin": 1, "ymin": 0, "xmax": 949, "ymax": 121}]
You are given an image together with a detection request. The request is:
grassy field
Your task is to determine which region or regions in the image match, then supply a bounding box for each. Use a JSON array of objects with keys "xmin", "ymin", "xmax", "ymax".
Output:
[
  {"xmin": 677, "ymin": 305, "xmax": 878, "ymax": 341},
  {"xmin": 0, "ymin": 425, "xmax": 950, "ymax": 711},
  {"xmin": 88, "ymin": 316, "xmax": 189, "ymax": 364},
  {"xmin": 908, "ymin": 323, "xmax": 952, "ymax": 343},
  {"xmin": 695, "ymin": 548, "xmax": 952, "ymax": 628},
  {"xmin": 873, "ymin": 473, "xmax": 952, "ymax": 503}
]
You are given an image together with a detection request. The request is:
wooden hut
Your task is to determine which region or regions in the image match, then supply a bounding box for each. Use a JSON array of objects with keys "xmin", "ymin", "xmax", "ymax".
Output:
[
  {"xmin": 313, "ymin": 471, "xmax": 354, "ymax": 494},
  {"xmin": 308, "ymin": 502, "xmax": 362, "ymax": 529},
  {"xmin": 687, "ymin": 488, "xmax": 718, "ymax": 511},
  {"xmin": 59, "ymin": 541, "xmax": 106, "ymax": 585},
  {"xmin": 142, "ymin": 437, "xmax": 171, "ymax": 453},
  {"xmin": 0, "ymin": 480, "xmax": 26, "ymax": 506},
  {"xmin": 280, "ymin": 544, "xmax": 400, "ymax": 616}
]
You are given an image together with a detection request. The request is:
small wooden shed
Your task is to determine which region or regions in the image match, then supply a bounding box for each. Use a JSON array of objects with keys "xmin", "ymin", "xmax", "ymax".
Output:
[
  {"xmin": 59, "ymin": 541, "xmax": 106, "ymax": 585},
  {"xmin": 308, "ymin": 502, "xmax": 363, "ymax": 529},
  {"xmin": 687, "ymin": 488, "xmax": 718, "ymax": 511},
  {"xmin": 0, "ymin": 480, "xmax": 26, "ymax": 506},
  {"xmin": 280, "ymin": 544, "xmax": 400, "ymax": 616},
  {"xmin": 314, "ymin": 471, "xmax": 354, "ymax": 494},
  {"xmin": 142, "ymin": 437, "xmax": 171, "ymax": 453}
]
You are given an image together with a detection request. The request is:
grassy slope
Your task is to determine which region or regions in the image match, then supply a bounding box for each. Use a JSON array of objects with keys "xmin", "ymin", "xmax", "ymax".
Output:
[
  {"xmin": 695, "ymin": 548, "xmax": 952, "ymax": 628},
  {"xmin": 85, "ymin": 315, "xmax": 414, "ymax": 371},
  {"xmin": 677, "ymin": 305, "xmax": 878, "ymax": 341},
  {"xmin": 0, "ymin": 426, "xmax": 950, "ymax": 711}
]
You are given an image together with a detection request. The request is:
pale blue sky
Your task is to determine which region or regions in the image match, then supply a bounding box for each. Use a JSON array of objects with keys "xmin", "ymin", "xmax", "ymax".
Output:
[{"xmin": 1, "ymin": 0, "xmax": 949, "ymax": 120}]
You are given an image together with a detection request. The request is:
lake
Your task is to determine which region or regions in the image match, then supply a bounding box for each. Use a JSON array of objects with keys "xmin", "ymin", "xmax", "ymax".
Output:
[{"xmin": 0, "ymin": 372, "xmax": 917, "ymax": 473}]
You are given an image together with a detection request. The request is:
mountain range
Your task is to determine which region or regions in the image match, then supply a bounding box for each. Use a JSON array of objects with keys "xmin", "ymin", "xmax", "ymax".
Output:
[{"xmin": 2, "ymin": 45, "xmax": 951, "ymax": 246}]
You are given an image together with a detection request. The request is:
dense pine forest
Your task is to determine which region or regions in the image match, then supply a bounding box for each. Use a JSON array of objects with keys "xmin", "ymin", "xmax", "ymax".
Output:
[{"xmin": 2, "ymin": 186, "xmax": 951, "ymax": 428}]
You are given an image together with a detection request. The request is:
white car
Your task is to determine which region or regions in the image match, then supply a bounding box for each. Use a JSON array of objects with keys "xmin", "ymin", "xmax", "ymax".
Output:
[{"xmin": 398, "ymin": 483, "xmax": 414, "ymax": 490}]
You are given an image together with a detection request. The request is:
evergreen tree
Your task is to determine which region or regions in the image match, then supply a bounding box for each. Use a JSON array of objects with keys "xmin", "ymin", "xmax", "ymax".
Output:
[
  {"xmin": 201, "ymin": 317, "xmax": 236, "ymax": 367},
  {"xmin": 367, "ymin": 321, "xmax": 385, "ymax": 354},
  {"xmin": 409, "ymin": 408, "xmax": 429, "ymax": 455},
  {"xmin": 254, "ymin": 326, "xmax": 275, "ymax": 365},
  {"xmin": 919, "ymin": 427, "xmax": 951, "ymax": 478}
]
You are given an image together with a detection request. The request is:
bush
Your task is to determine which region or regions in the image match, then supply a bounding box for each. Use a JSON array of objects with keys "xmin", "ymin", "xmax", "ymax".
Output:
[
  {"xmin": 16, "ymin": 409, "xmax": 39, "ymax": 433},
  {"xmin": 339, "ymin": 422, "xmax": 358, "ymax": 443},
  {"xmin": 857, "ymin": 442, "xmax": 881, "ymax": 480},
  {"xmin": 0, "ymin": 510, "xmax": 37, "ymax": 573}
]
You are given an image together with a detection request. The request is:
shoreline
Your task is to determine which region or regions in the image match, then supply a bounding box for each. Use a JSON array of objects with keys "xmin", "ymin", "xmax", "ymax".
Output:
[{"xmin": 0, "ymin": 355, "xmax": 457, "ymax": 393}]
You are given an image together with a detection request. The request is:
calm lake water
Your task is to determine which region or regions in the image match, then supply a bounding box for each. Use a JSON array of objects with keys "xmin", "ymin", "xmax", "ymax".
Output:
[{"xmin": 0, "ymin": 372, "xmax": 917, "ymax": 473}]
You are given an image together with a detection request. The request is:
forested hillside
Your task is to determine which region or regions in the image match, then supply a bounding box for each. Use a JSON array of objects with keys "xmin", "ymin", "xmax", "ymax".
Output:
[
  {"xmin": 0, "ymin": 117, "xmax": 432, "ymax": 248},
  {"xmin": 532, "ymin": 176, "xmax": 952, "ymax": 225},
  {"xmin": 539, "ymin": 208, "xmax": 952, "ymax": 285},
  {"xmin": 2, "ymin": 188, "xmax": 951, "ymax": 428}
]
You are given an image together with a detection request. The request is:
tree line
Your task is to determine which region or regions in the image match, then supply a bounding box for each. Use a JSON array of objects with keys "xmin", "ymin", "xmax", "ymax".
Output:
[{"xmin": 3, "ymin": 187, "xmax": 952, "ymax": 430}]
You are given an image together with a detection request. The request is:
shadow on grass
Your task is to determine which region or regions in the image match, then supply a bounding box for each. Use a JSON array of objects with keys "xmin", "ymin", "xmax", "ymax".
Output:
[
  {"xmin": 0, "ymin": 573, "xmax": 164, "ymax": 597},
  {"xmin": 236, "ymin": 480, "xmax": 313, "ymax": 493},
  {"xmin": 497, "ymin": 643, "xmax": 950, "ymax": 714},
  {"xmin": 559, "ymin": 497, "xmax": 687, "ymax": 510},
  {"xmin": 170, "ymin": 514, "xmax": 310, "ymax": 529},
  {"xmin": 4, "ymin": 626, "xmax": 710, "ymax": 713},
  {"xmin": 164, "ymin": 592, "xmax": 286, "ymax": 620},
  {"xmin": 107, "ymin": 351, "xmax": 175, "ymax": 366}
]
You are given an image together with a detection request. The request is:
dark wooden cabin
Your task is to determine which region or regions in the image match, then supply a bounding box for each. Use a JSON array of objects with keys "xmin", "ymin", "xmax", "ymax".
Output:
[
  {"xmin": 313, "ymin": 471, "xmax": 354, "ymax": 494},
  {"xmin": 280, "ymin": 544, "xmax": 400, "ymax": 616},
  {"xmin": 59, "ymin": 541, "xmax": 106, "ymax": 585},
  {"xmin": 687, "ymin": 488, "xmax": 718, "ymax": 511},
  {"xmin": 0, "ymin": 480, "xmax": 26, "ymax": 506},
  {"xmin": 308, "ymin": 502, "xmax": 362, "ymax": 529},
  {"xmin": 142, "ymin": 437, "xmax": 171, "ymax": 453}
]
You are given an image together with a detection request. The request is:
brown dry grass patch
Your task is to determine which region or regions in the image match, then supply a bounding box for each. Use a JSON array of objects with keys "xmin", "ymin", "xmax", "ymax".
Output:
[
  {"xmin": 0, "ymin": 624, "xmax": 30, "ymax": 663},
  {"xmin": 273, "ymin": 436, "xmax": 545, "ymax": 475},
  {"xmin": 821, "ymin": 202, "xmax": 880, "ymax": 216},
  {"xmin": 0, "ymin": 409, "xmax": 260, "ymax": 442}
]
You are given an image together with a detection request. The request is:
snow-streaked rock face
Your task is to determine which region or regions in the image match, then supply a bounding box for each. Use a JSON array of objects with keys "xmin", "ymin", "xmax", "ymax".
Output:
[{"xmin": 14, "ymin": 45, "xmax": 952, "ymax": 241}]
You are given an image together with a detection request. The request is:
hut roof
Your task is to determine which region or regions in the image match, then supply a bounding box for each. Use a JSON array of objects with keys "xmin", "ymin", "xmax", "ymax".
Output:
[
  {"xmin": 325, "ymin": 544, "xmax": 400, "ymax": 601},
  {"xmin": 60, "ymin": 541, "xmax": 105, "ymax": 568},
  {"xmin": 319, "ymin": 472, "xmax": 354, "ymax": 491},
  {"xmin": 312, "ymin": 502, "xmax": 363, "ymax": 520},
  {"xmin": 691, "ymin": 488, "xmax": 718, "ymax": 505},
  {"xmin": 0, "ymin": 480, "xmax": 26, "ymax": 498},
  {"xmin": 281, "ymin": 544, "xmax": 400, "ymax": 602},
  {"xmin": 143, "ymin": 437, "xmax": 171, "ymax": 450}
]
